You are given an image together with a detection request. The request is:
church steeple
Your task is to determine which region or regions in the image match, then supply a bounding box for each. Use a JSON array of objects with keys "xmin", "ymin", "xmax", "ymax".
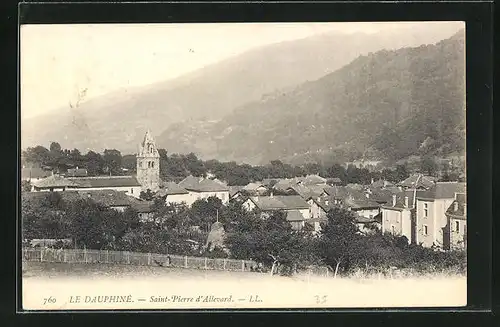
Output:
[{"xmin": 136, "ymin": 130, "xmax": 160, "ymax": 192}]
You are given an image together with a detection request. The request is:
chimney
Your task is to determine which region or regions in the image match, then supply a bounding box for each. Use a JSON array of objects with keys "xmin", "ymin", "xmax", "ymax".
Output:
[
  {"xmin": 404, "ymin": 196, "xmax": 409, "ymax": 208},
  {"xmin": 317, "ymin": 197, "xmax": 321, "ymax": 203},
  {"xmin": 454, "ymin": 201, "xmax": 459, "ymax": 212},
  {"xmin": 325, "ymin": 199, "xmax": 329, "ymax": 206},
  {"xmin": 392, "ymin": 194, "xmax": 397, "ymax": 207},
  {"xmin": 371, "ymin": 178, "xmax": 374, "ymax": 184}
]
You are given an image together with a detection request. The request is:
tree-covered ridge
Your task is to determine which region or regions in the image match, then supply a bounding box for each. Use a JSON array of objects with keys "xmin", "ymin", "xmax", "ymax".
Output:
[{"xmin": 158, "ymin": 30, "xmax": 465, "ymax": 165}]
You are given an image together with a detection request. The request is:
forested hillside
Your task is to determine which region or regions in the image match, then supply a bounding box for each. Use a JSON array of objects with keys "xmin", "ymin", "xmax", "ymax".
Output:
[{"xmin": 158, "ymin": 30, "xmax": 465, "ymax": 165}]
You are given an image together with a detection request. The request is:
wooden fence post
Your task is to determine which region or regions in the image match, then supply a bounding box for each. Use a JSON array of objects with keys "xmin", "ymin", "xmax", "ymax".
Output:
[
  {"xmin": 106, "ymin": 250, "xmax": 109, "ymax": 264},
  {"xmin": 241, "ymin": 260, "xmax": 245, "ymax": 272},
  {"xmin": 63, "ymin": 250, "xmax": 67, "ymax": 263},
  {"xmin": 148, "ymin": 253, "xmax": 151, "ymax": 266},
  {"xmin": 204, "ymin": 257, "xmax": 208, "ymax": 270},
  {"xmin": 326, "ymin": 268, "xmax": 329, "ymax": 278},
  {"xmin": 84, "ymin": 248, "xmax": 87, "ymax": 263},
  {"xmin": 223, "ymin": 259, "xmax": 226, "ymax": 270},
  {"xmin": 127, "ymin": 251, "xmax": 130, "ymax": 265},
  {"xmin": 184, "ymin": 256, "xmax": 188, "ymax": 268},
  {"xmin": 40, "ymin": 248, "xmax": 43, "ymax": 262}
]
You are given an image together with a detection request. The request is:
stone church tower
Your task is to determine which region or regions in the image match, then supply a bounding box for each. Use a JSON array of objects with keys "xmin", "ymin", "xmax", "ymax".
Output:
[{"xmin": 136, "ymin": 130, "xmax": 160, "ymax": 192}]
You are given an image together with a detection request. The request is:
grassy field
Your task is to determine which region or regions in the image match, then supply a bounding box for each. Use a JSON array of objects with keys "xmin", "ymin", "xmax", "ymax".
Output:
[{"xmin": 22, "ymin": 262, "xmax": 467, "ymax": 310}]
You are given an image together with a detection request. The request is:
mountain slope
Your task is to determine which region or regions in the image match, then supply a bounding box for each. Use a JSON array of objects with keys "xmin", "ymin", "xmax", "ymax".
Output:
[
  {"xmin": 157, "ymin": 29, "xmax": 465, "ymax": 165},
  {"xmin": 22, "ymin": 23, "xmax": 463, "ymax": 153}
]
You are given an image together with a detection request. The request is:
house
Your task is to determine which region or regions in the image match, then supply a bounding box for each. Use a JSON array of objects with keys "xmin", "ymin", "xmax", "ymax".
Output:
[
  {"xmin": 370, "ymin": 179, "xmax": 394, "ymax": 189},
  {"xmin": 380, "ymin": 190, "xmax": 421, "ymax": 243},
  {"xmin": 79, "ymin": 189, "xmax": 133, "ymax": 212},
  {"xmin": 365, "ymin": 188, "xmax": 398, "ymax": 206},
  {"xmin": 242, "ymin": 182, "xmax": 267, "ymax": 194},
  {"xmin": 443, "ymin": 192, "xmax": 467, "ymax": 250},
  {"xmin": 21, "ymin": 167, "xmax": 52, "ymax": 182},
  {"xmin": 177, "ymin": 175, "xmax": 230, "ymax": 205},
  {"xmin": 414, "ymin": 182, "xmax": 466, "ymax": 248},
  {"xmin": 158, "ymin": 182, "xmax": 191, "ymax": 206},
  {"xmin": 228, "ymin": 186, "xmax": 245, "ymax": 201},
  {"xmin": 342, "ymin": 194, "xmax": 381, "ymax": 220},
  {"xmin": 297, "ymin": 174, "xmax": 327, "ymax": 186},
  {"xmin": 306, "ymin": 197, "xmax": 330, "ymax": 233},
  {"xmin": 287, "ymin": 184, "xmax": 326, "ymax": 200},
  {"xmin": 128, "ymin": 198, "xmax": 155, "ymax": 222},
  {"xmin": 31, "ymin": 174, "xmax": 81, "ymax": 192},
  {"xmin": 355, "ymin": 213, "xmax": 382, "ymax": 234},
  {"xmin": 65, "ymin": 167, "xmax": 88, "ymax": 177},
  {"xmin": 399, "ymin": 174, "xmax": 436, "ymax": 190},
  {"xmin": 66, "ymin": 176, "xmax": 142, "ymax": 198},
  {"xmin": 242, "ymin": 195, "xmax": 311, "ymax": 231}
]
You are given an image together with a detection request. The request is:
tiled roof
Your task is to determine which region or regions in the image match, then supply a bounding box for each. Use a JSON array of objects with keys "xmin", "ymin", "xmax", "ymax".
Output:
[
  {"xmin": 128, "ymin": 198, "xmax": 155, "ymax": 213},
  {"xmin": 162, "ymin": 182, "xmax": 189, "ymax": 195},
  {"xmin": 67, "ymin": 176, "xmax": 141, "ymax": 188},
  {"xmin": 445, "ymin": 193, "xmax": 466, "ymax": 218},
  {"xmin": 286, "ymin": 210, "xmax": 307, "ymax": 222},
  {"xmin": 367, "ymin": 188, "xmax": 395, "ymax": 204},
  {"xmin": 344, "ymin": 196, "xmax": 380, "ymax": 210},
  {"xmin": 22, "ymin": 190, "xmax": 83, "ymax": 204},
  {"xmin": 78, "ymin": 190, "xmax": 132, "ymax": 207},
  {"xmin": 399, "ymin": 174, "xmax": 436, "ymax": 189},
  {"xmin": 21, "ymin": 167, "xmax": 52, "ymax": 180},
  {"xmin": 229, "ymin": 186, "xmax": 245, "ymax": 197},
  {"xmin": 178, "ymin": 175, "xmax": 229, "ymax": 192},
  {"xmin": 299, "ymin": 174, "xmax": 327, "ymax": 185},
  {"xmin": 370, "ymin": 179, "xmax": 394, "ymax": 189},
  {"xmin": 249, "ymin": 195, "xmax": 309, "ymax": 210},
  {"xmin": 418, "ymin": 182, "xmax": 466, "ymax": 200},
  {"xmin": 381, "ymin": 190, "xmax": 423, "ymax": 210},
  {"xmin": 32, "ymin": 175, "xmax": 81, "ymax": 188},
  {"xmin": 355, "ymin": 212, "xmax": 382, "ymax": 224},
  {"xmin": 243, "ymin": 182, "xmax": 266, "ymax": 191}
]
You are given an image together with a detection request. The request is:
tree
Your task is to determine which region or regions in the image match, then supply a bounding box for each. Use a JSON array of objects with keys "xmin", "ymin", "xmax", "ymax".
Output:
[
  {"xmin": 121, "ymin": 154, "xmax": 137, "ymax": 172},
  {"xmin": 420, "ymin": 155, "xmax": 438, "ymax": 176},
  {"xmin": 139, "ymin": 189, "xmax": 156, "ymax": 201},
  {"xmin": 84, "ymin": 151, "xmax": 104, "ymax": 176},
  {"xmin": 23, "ymin": 146, "xmax": 50, "ymax": 166},
  {"xmin": 190, "ymin": 197, "xmax": 223, "ymax": 233},
  {"xmin": 317, "ymin": 207, "xmax": 361, "ymax": 277},
  {"xmin": 224, "ymin": 210, "xmax": 314, "ymax": 275},
  {"xmin": 103, "ymin": 149, "xmax": 122, "ymax": 175}
]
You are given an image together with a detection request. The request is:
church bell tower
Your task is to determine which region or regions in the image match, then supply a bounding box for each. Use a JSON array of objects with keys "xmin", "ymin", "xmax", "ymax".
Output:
[{"xmin": 136, "ymin": 130, "xmax": 160, "ymax": 192}]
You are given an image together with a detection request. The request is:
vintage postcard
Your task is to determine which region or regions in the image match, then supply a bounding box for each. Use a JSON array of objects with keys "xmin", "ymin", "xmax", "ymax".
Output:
[{"xmin": 20, "ymin": 22, "xmax": 467, "ymax": 311}]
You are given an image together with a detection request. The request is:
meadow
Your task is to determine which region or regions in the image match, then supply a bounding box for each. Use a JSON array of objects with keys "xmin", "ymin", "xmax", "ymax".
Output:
[{"xmin": 22, "ymin": 262, "xmax": 466, "ymax": 310}]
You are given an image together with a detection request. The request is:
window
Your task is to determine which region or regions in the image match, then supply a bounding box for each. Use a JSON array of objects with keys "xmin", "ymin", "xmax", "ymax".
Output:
[
  {"xmin": 423, "ymin": 203, "xmax": 429, "ymax": 217},
  {"xmin": 423, "ymin": 224, "xmax": 428, "ymax": 235},
  {"xmin": 455, "ymin": 221, "xmax": 460, "ymax": 232},
  {"xmin": 151, "ymin": 161, "xmax": 154, "ymax": 168},
  {"xmin": 131, "ymin": 188, "xmax": 133, "ymax": 194}
]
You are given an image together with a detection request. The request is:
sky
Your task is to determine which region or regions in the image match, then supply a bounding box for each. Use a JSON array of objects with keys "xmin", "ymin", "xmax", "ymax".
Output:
[{"xmin": 20, "ymin": 22, "xmax": 462, "ymax": 119}]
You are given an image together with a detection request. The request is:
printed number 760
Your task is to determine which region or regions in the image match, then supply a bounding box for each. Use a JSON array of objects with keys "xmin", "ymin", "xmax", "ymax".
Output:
[
  {"xmin": 315, "ymin": 295, "xmax": 327, "ymax": 304},
  {"xmin": 43, "ymin": 296, "xmax": 56, "ymax": 305}
]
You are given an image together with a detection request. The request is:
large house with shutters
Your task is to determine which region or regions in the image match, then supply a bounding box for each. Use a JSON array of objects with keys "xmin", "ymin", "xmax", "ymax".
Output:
[{"xmin": 414, "ymin": 182, "xmax": 466, "ymax": 248}]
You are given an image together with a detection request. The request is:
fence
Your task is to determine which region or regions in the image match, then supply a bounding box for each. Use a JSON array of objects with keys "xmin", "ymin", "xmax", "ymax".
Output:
[{"xmin": 22, "ymin": 247, "xmax": 258, "ymax": 273}]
